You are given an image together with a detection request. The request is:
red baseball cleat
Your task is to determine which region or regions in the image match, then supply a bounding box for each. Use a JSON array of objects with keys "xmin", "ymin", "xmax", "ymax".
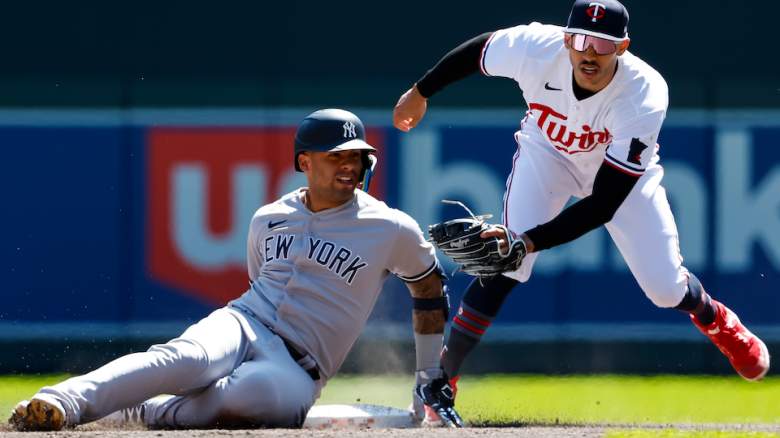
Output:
[{"xmin": 691, "ymin": 299, "xmax": 770, "ymax": 381}]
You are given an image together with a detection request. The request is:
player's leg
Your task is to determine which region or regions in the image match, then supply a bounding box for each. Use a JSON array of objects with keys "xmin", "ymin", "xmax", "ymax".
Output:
[
  {"xmin": 440, "ymin": 275, "xmax": 517, "ymax": 378},
  {"xmin": 418, "ymin": 142, "xmax": 575, "ymax": 427},
  {"xmin": 606, "ymin": 166, "xmax": 769, "ymax": 380},
  {"xmin": 10, "ymin": 307, "xmax": 249, "ymax": 430},
  {"xmin": 440, "ymin": 142, "xmax": 574, "ymax": 378},
  {"xmin": 143, "ymin": 316, "xmax": 318, "ymax": 428}
]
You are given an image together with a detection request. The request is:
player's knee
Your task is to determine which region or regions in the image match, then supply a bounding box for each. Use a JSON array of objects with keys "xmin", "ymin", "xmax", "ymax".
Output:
[
  {"xmin": 221, "ymin": 372, "xmax": 313, "ymax": 427},
  {"xmin": 641, "ymin": 273, "xmax": 687, "ymax": 308},
  {"xmin": 146, "ymin": 339, "xmax": 209, "ymax": 377}
]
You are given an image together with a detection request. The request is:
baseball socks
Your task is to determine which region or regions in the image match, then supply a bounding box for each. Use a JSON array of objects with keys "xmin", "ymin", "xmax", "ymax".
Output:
[
  {"xmin": 674, "ymin": 273, "xmax": 716, "ymax": 325},
  {"xmin": 441, "ymin": 275, "xmax": 518, "ymax": 377}
]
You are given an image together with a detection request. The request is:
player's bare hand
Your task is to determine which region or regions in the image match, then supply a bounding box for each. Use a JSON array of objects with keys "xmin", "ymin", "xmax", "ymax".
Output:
[
  {"xmin": 480, "ymin": 227, "xmax": 535, "ymax": 253},
  {"xmin": 481, "ymin": 226, "xmax": 511, "ymax": 251},
  {"xmin": 393, "ymin": 85, "xmax": 427, "ymax": 132}
]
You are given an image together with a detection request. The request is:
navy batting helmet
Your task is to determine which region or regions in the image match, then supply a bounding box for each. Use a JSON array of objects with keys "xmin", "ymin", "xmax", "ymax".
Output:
[{"xmin": 293, "ymin": 108, "xmax": 376, "ymax": 172}]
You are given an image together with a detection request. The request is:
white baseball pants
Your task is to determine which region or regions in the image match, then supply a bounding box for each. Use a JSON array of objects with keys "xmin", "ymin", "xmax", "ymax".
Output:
[{"xmin": 501, "ymin": 140, "xmax": 688, "ymax": 308}]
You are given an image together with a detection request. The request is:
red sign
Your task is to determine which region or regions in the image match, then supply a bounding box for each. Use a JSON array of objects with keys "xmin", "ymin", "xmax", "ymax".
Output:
[{"xmin": 148, "ymin": 127, "xmax": 385, "ymax": 305}]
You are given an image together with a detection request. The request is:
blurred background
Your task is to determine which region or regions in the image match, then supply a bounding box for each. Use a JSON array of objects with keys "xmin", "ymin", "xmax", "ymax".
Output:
[{"xmin": 1, "ymin": 0, "xmax": 778, "ymax": 376}]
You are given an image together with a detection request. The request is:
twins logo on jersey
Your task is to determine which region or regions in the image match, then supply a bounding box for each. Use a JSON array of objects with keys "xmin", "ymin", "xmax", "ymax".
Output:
[
  {"xmin": 627, "ymin": 138, "xmax": 648, "ymax": 165},
  {"xmin": 529, "ymin": 103, "xmax": 612, "ymax": 154}
]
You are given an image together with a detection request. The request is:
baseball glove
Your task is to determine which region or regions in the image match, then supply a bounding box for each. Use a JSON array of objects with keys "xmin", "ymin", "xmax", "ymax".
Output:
[{"xmin": 428, "ymin": 201, "xmax": 527, "ymax": 277}]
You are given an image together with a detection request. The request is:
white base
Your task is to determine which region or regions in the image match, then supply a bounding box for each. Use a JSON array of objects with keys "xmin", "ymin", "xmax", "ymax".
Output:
[{"xmin": 303, "ymin": 404, "xmax": 416, "ymax": 429}]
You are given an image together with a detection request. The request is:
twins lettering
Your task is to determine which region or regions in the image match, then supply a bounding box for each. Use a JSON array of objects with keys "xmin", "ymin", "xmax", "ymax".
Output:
[{"xmin": 529, "ymin": 103, "xmax": 612, "ymax": 154}]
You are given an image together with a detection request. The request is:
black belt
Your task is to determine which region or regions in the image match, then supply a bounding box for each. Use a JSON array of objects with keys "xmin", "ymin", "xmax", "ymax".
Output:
[{"xmin": 281, "ymin": 338, "xmax": 321, "ymax": 381}]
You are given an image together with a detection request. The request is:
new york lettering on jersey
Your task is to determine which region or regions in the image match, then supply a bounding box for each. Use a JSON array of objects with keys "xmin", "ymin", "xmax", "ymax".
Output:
[
  {"xmin": 260, "ymin": 230, "xmax": 368, "ymax": 286},
  {"xmin": 263, "ymin": 234, "xmax": 295, "ymax": 263},
  {"xmin": 236, "ymin": 189, "xmax": 438, "ymax": 381},
  {"xmin": 306, "ymin": 237, "xmax": 367, "ymax": 285}
]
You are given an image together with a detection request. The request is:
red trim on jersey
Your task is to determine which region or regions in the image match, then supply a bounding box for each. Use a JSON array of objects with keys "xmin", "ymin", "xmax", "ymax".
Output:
[
  {"xmin": 460, "ymin": 308, "xmax": 491, "ymax": 327},
  {"xmin": 479, "ymin": 32, "xmax": 498, "ymax": 76},
  {"xmin": 453, "ymin": 316, "xmax": 486, "ymax": 335},
  {"xmin": 603, "ymin": 158, "xmax": 643, "ymax": 177}
]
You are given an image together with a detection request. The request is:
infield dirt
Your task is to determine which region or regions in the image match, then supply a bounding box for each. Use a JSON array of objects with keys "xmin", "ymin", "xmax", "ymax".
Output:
[{"xmin": 1, "ymin": 423, "xmax": 780, "ymax": 438}]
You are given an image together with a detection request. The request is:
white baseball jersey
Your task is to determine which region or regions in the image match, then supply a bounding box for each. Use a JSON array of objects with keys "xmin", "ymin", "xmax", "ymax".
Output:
[
  {"xmin": 230, "ymin": 188, "xmax": 438, "ymax": 380},
  {"xmin": 487, "ymin": 22, "xmax": 688, "ymax": 309},
  {"xmin": 481, "ymin": 22, "xmax": 668, "ymax": 196}
]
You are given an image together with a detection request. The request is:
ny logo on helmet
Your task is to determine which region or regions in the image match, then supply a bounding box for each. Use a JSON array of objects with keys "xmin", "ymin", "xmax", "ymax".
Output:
[
  {"xmin": 587, "ymin": 2, "xmax": 606, "ymax": 22},
  {"xmin": 343, "ymin": 121, "xmax": 357, "ymax": 139}
]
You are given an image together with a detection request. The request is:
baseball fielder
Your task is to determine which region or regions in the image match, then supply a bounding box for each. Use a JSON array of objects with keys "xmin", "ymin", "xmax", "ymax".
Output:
[
  {"xmin": 394, "ymin": 0, "xmax": 770, "ymax": 426},
  {"xmin": 10, "ymin": 109, "xmax": 449, "ymax": 430}
]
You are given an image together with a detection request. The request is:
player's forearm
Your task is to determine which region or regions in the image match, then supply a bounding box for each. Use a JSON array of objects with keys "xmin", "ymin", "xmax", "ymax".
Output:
[
  {"xmin": 416, "ymin": 32, "xmax": 492, "ymax": 98},
  {"xmin": 407, "ymin": 273, "xmax": 446, "ymax": 371},
  {"xmin": 524, "ymin": 198, "xmax": 610, "ymax": 251},
  {"xmin": 413, "ymin": 310, "xmax": 444, "ymax": 372},
  {"xmin": 524, "ymin": 161, "xmax": 639, "ymax": 251},
  {"xmin": 413, "ymin": 309, "xmax": 445, "ymax": 335},
  {"xmin": 408, "ymin": 273, "xmax": 447, "ymax": 334}
]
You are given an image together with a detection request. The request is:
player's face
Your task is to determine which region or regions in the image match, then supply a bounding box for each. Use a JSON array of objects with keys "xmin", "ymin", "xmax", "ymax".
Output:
[
  {"xmin": 300, "ymin": 150, "xmax": 363, "ymax": 210},
  {"xmin": 565, "ymin": 33, "xmax": 629, "ymax": 93}
]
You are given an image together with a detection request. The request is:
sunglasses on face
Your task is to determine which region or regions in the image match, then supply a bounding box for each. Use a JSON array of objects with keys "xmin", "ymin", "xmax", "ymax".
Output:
[{"xmin": 567, "ymin": 33, "xmax": 620, "ymax": 55}]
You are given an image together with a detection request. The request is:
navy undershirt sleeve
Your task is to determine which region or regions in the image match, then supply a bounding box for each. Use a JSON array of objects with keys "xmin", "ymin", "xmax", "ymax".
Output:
[
  {"xmin": 524, "ymin": 161, "xmax": 640, "ymax": 251},
  {"xmin": 416, "ymin": 32, "xmax": 492, "ymax": 98}
]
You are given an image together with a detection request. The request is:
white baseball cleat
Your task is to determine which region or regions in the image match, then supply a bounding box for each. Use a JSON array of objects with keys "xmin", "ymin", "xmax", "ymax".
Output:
[{"xmin": 8, "ymin": 398, "xmax": 67, "ymax": 431}]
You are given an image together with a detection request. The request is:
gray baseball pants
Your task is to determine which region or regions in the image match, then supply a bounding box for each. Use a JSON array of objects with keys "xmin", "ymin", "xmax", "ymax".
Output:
[{"xmin": 33, "ymin": 307, "xmax": 320, "ymax": 428}]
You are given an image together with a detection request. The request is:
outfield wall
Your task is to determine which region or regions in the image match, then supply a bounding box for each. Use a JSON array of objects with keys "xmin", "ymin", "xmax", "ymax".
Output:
[{"xmin": 1, "ymin": 108, "xmax": 779, "ymax": 374}]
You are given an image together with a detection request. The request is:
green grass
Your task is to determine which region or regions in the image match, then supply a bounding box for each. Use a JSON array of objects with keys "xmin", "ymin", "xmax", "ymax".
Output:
[
  {"xmin": 3, "ymin": 374, "xmax": 780, "ymax": 427},
  {"xmin": 0, "ymin": 374, "xmax": 68, "ymax": 418},
  {"xmin": 606, "ymin": 432, "xmax": 779, "ymax": 438},
  {"xmin": 320, "ymin": 374, "xmax": 780, "ymax": 426}
]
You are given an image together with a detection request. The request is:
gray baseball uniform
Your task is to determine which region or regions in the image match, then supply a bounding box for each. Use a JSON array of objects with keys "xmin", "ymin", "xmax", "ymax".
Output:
[
  {"xmin": 232, "ymin": 188, "xmax": 438, "ymax": 380},
  {"xmin": 31, "ymin": 188, "xmax": 438, "ymax": 428}
]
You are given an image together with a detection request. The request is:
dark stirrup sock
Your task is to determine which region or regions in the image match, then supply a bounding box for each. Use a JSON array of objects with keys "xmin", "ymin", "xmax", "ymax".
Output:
[
  {"xmin": 441, "ymin": 275, "xmax": 518, "ymax": 377},
  {"xmin": 675, "ymin": 273, "xmax": 717, "ymax": 326}
]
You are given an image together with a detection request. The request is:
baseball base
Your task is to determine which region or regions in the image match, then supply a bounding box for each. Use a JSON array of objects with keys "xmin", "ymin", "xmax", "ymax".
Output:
[{"xmin": 303, "ymin": 404, "xmax": 416, "ymax": 429}]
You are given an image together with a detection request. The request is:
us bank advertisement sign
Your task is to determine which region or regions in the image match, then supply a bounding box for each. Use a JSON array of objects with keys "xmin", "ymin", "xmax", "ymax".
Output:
[{"xmin": 0, "ymin": 110, "xmax": 778, "ymax": 334}]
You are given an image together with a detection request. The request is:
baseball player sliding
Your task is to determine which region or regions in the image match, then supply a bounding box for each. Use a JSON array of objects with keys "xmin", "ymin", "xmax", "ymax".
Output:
[
  {"xmin": 10, "ymin": 109, "xmax": 449, "ymax": 430},
  {"xmin": 394, "ymin": 0, "xmax": 770, "ymax": 427}
]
